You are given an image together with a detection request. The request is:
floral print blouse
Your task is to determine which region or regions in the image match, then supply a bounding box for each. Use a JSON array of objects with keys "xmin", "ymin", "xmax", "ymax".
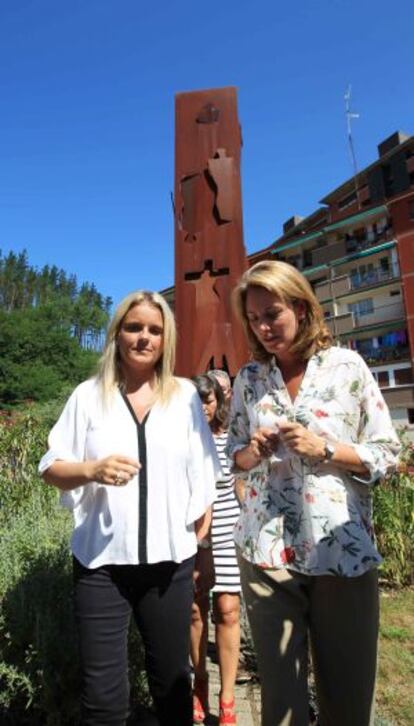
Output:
[{"xmin": 227, "ymin": 346, "xmax": 400, "ymax": 577}]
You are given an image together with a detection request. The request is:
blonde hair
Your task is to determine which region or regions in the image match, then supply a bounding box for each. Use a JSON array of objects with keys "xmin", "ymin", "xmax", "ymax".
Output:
[
  {"xmin": 97, "ymin": 290, "xmax": 177, "ymax": 405},
  {"xmin": 232, "ymin": 260, "xmax": 332, "ymax": 362}
]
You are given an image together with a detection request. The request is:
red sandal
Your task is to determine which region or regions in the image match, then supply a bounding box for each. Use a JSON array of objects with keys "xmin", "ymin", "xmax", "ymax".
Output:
[
  {"xmin": 193, "ymin": 675, "xmax": 209, "ymax": 724},
  {"xmin": 219, "ymin": 697, "xmax": 236, "ymax": 725}
]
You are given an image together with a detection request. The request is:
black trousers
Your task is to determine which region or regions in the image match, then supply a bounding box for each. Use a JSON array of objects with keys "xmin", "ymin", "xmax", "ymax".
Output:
[{"xmin": 73, "ymin": 555, "xmax": 195, "ymax": 726}]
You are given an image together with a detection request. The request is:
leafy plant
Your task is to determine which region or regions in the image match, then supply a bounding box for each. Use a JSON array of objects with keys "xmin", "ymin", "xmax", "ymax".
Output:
[
  {"xmin": 1, "ymin": 404, "xmax": 413, "ymax": 723},
  {"xmin": 0, "ymin": 509, "xmax": 79, "ymax": 725},
  {"xmin": 0, "ymin": 305, "xmax": 99, "ymax": 405},
  {"xmin": 0, "ymin": 405, "xmax": 147, "ymax": 724},
  {"xmin": 374, "ymin": 430, "xmax": 414, "ymax": 586},
  {"xmin": 0, "ymin": 409, "xmax": 57, "ymax": 521},
  {"xmin": 374, "ymin": 473, "xmax": 414, "ymax": 586}
]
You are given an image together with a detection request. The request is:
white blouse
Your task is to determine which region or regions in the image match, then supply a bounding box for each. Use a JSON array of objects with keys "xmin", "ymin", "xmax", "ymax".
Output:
[{"xmin": 39, "ymin": 377, "xmax": 219, "ymax": 568}]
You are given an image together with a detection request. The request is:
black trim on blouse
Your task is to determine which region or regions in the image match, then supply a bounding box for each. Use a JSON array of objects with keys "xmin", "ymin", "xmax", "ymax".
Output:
[{"xmin": 120, "ymin": 391, "xmax": 151, "ymax": 564}]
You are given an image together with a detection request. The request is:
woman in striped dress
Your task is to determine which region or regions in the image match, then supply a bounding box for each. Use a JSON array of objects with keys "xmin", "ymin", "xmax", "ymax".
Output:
[{"xmin": 191, "ymin": 373, "xmax": 241, "ymax": 726}]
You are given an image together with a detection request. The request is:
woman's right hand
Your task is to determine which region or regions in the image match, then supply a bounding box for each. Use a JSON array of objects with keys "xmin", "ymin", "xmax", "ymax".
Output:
[
  {"xmin": 86, "ymin": 455, "xmax": 140, "ymax": 487},
  {"xmin": 235, "ymin": 427, "xmax": 279, "ymax": 471}
]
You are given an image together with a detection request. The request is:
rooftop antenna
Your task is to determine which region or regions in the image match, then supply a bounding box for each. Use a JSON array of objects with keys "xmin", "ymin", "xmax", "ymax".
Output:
[{"xmin": 344, "ymin": 85, "xmax": 360, "ymax": 207}]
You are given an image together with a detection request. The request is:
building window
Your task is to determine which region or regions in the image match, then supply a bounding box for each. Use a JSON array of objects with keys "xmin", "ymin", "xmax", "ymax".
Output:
[
  {"xmin": 338, "ymin": 191, "xmax": 357, "ymax": 210},
  {"xmin": 350, "ymin": 263, "xmax": 375, "ymax": 288},
  {"xmin": 395, "ymin": 368, "xmax": 413, "ymax": 385},
  {"xmin": 390, "ymin": 290, "xmax": 401, "ymax": 296},
  {"xmin": 377, "ymin": 370, "xmax": 390, "ymax": 386},
  {"xmin": 408, "ymin": 409, "xmax": 414, "ymax": 425},
  {"xmin": 348, "ymin": 298, "xmax": 374, "ymax": 317}
]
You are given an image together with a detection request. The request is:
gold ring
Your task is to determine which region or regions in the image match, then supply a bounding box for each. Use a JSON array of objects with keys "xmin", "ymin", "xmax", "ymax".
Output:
[{"xmin": 114, "ymin": 473, "xmax": 122, "ymax": 485}]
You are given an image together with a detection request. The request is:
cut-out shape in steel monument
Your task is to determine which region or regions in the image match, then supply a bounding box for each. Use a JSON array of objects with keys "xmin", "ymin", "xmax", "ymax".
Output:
[{"xmin": 174, "ymin": 87, "xmax": 249, "ymax": 378}]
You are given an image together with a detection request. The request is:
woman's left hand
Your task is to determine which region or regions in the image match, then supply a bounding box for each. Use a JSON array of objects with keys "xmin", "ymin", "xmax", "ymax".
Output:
[
  {"xmin": 278, "ymin": 421, "xmax": 326, "ymax": 461},
  {"xmin": 193, "ymin": 548, "xmax": 215, "ymax": 596}
]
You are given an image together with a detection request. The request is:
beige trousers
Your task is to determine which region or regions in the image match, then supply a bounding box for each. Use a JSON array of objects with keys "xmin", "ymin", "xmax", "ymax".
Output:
[{"xmin": 238, "ymin": 552, "xmax": 379, "ymax": 726}]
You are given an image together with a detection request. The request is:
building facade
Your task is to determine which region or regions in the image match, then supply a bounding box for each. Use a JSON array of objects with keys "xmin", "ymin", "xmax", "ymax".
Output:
[
  {"xmin": 260, "ymin": 131, "xmax": 414, "ymax": 427},
  {"xmin": 163, "ymin": 130, "xmax": 414, "ymax": 428}
]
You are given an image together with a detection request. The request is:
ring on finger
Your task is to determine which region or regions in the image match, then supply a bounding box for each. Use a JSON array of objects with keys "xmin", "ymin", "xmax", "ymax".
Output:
[{"xmin": 114, "ymin": 472, "xmax": 123, "ymax": 485}]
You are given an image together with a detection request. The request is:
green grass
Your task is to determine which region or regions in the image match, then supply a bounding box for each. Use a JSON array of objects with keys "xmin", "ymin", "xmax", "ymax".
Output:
[{"xmin": 376, "ymin": 588, "xmax": 414, "ymax": 725}]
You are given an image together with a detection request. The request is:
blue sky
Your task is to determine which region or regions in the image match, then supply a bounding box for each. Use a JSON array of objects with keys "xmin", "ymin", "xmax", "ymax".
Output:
[{"xmin": 0, "ymin": 0, "xmax": 413, "ymax": 307}]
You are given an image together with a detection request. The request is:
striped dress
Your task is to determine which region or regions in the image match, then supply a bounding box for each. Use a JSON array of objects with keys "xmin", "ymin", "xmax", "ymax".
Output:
[{"xmin": 211, "ymin": 431, "xmax": 241, "ymax": 593}]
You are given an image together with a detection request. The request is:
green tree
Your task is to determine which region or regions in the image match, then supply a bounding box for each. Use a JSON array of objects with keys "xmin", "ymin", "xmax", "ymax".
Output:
[
  {"xmin": 0, "ymin": 248, "xmax": 111, "ymax": 405},
  {"xmin": 0, "ymin": 306, "xmax": 98, "ymax": 404}
]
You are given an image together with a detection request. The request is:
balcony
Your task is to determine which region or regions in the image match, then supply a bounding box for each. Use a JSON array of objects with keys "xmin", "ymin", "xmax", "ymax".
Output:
[
  {"xmin": 382, "ymin": 384, "xmax": 414, "ymax": 409},
  {"xmin": 312, "ymin": 239, "xmax": 347, "ymax": 267},
  {"xmin": 359, "ymin": 346, "xmax": 410, "ymax": 365},
  {"xmin": 350, "ymin": 263, "xmax": 400, "ymax": 291},
  {"xmin": 315, "ymin": 275, "xmax": 351, "ymax": 303},
  {"xmin": 324, "ymin": 299, "xmax": 405, "ymax": 337},
  {"xmin": 352, "ymin": 301, "xmax": 404, "ymax": 328},
  {"xmin": 325, "ymin": 312, "xmax": 355, "ymax": 336},
  {"xmin": 315, "ymin": 260, "xmax": 400, "ymax": 303},
  {"xmin": 345, "ymin": 228, "xmax": 393, "ymax": 254}
]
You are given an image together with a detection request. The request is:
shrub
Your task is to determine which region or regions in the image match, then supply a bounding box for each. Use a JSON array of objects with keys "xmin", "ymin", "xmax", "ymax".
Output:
[
  {"xmin": 0, "ymin": 410, "xmax": 57, "ymax": 522},
  {"xmin": 0, "ymin": 304, "xmax": 100, "ymax": 405},
  {"xmin": 374, "ymin": 473, "xmax": 414, "ymax": 587},
  {"xmin": 0, "ymin": 405, "xmax": 148, "ymax": 724},
  {"xmin": 373, "ymin": 428, "xmax": 414, "ymax": 586},
  {"xmin": 0, "ymin": 506, "xmax": 79, "ymax": 725},
  {"xmin": 2, "ymin": 404, "xmax": 412, "ymax": 722}
]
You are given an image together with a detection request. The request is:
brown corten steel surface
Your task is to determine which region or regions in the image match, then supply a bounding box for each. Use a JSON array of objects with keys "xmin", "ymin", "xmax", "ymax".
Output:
[{"xmin": 174, "ymin": 86, "xmax": 249, "ymax": 378}]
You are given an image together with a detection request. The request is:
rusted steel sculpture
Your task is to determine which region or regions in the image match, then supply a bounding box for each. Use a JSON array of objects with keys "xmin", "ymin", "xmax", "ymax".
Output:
[{"xmin": 174, "ymin": 86, "xmax": 249, "ymax": 377}]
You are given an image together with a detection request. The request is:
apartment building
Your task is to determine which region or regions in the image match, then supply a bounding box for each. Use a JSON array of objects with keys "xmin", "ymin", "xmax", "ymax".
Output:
[
  {"xmin": 162, "ymin": 130, "xmax": 414, "ymax": 427},
  {"xmin": 258, "ymin": 131, "xmax": 414, "ymax": 428}
]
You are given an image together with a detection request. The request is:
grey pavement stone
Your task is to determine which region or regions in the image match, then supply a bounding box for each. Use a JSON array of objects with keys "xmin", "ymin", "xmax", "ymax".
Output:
[{"xmin": 197, "ymin": 622, "xmax": 261, "ymax": 726}]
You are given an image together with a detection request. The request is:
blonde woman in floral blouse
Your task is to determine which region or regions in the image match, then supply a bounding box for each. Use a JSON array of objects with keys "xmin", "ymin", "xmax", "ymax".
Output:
[{"xmin": 227, "ymin": 260, "xmax": 400, "ymax": 726}]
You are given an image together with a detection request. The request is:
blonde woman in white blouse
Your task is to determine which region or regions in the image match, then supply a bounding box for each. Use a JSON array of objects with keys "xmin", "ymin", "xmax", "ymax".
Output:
[
  {"xmin": 39, "ymin": 290, "xmax": 218, "ymax": 726},
  {"xmin": 227, "ymin": 261, "xmax": 400, "ymax": 726}
]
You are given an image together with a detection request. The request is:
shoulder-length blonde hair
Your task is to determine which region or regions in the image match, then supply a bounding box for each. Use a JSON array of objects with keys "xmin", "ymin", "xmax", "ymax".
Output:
[
  {"xmin": 97, "ymin": 290, "xmax": 177, "ymax": 405},
  {"xmin": 233, "ymin": 260, "xmax": 332, "ymax": 362}
]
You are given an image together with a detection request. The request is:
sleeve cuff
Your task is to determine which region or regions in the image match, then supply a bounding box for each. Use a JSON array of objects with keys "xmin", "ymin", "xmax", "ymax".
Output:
[
  {"xmin": 226, "ymin": 444, "xmax": 250, "ymax": 475},
  {"xmin": 185, "ymin": 487, "xmax": 217, "ymax": 526},
  {"xmin": 349, "ymin": 443, "xmax": 382, "ymax": 485},
  {"xmin": 38, "ymin": 449, "xmax": 78, "ymax": 474}
]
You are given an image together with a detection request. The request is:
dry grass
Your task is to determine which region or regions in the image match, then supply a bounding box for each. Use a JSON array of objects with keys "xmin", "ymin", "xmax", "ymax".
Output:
[{"xmin": 376, "ymin": 588, "xmax": 414, "ymax": 725}]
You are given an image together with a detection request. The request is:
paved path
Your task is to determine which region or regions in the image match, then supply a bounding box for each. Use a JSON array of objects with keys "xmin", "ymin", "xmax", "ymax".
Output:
[
  {"xmin": 200, "ymin": 622, "xmax": 262, "ymax": 726},
  {"xmin": 205, "ymin": 664, "xmax": 261, "ymax": 725}
]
